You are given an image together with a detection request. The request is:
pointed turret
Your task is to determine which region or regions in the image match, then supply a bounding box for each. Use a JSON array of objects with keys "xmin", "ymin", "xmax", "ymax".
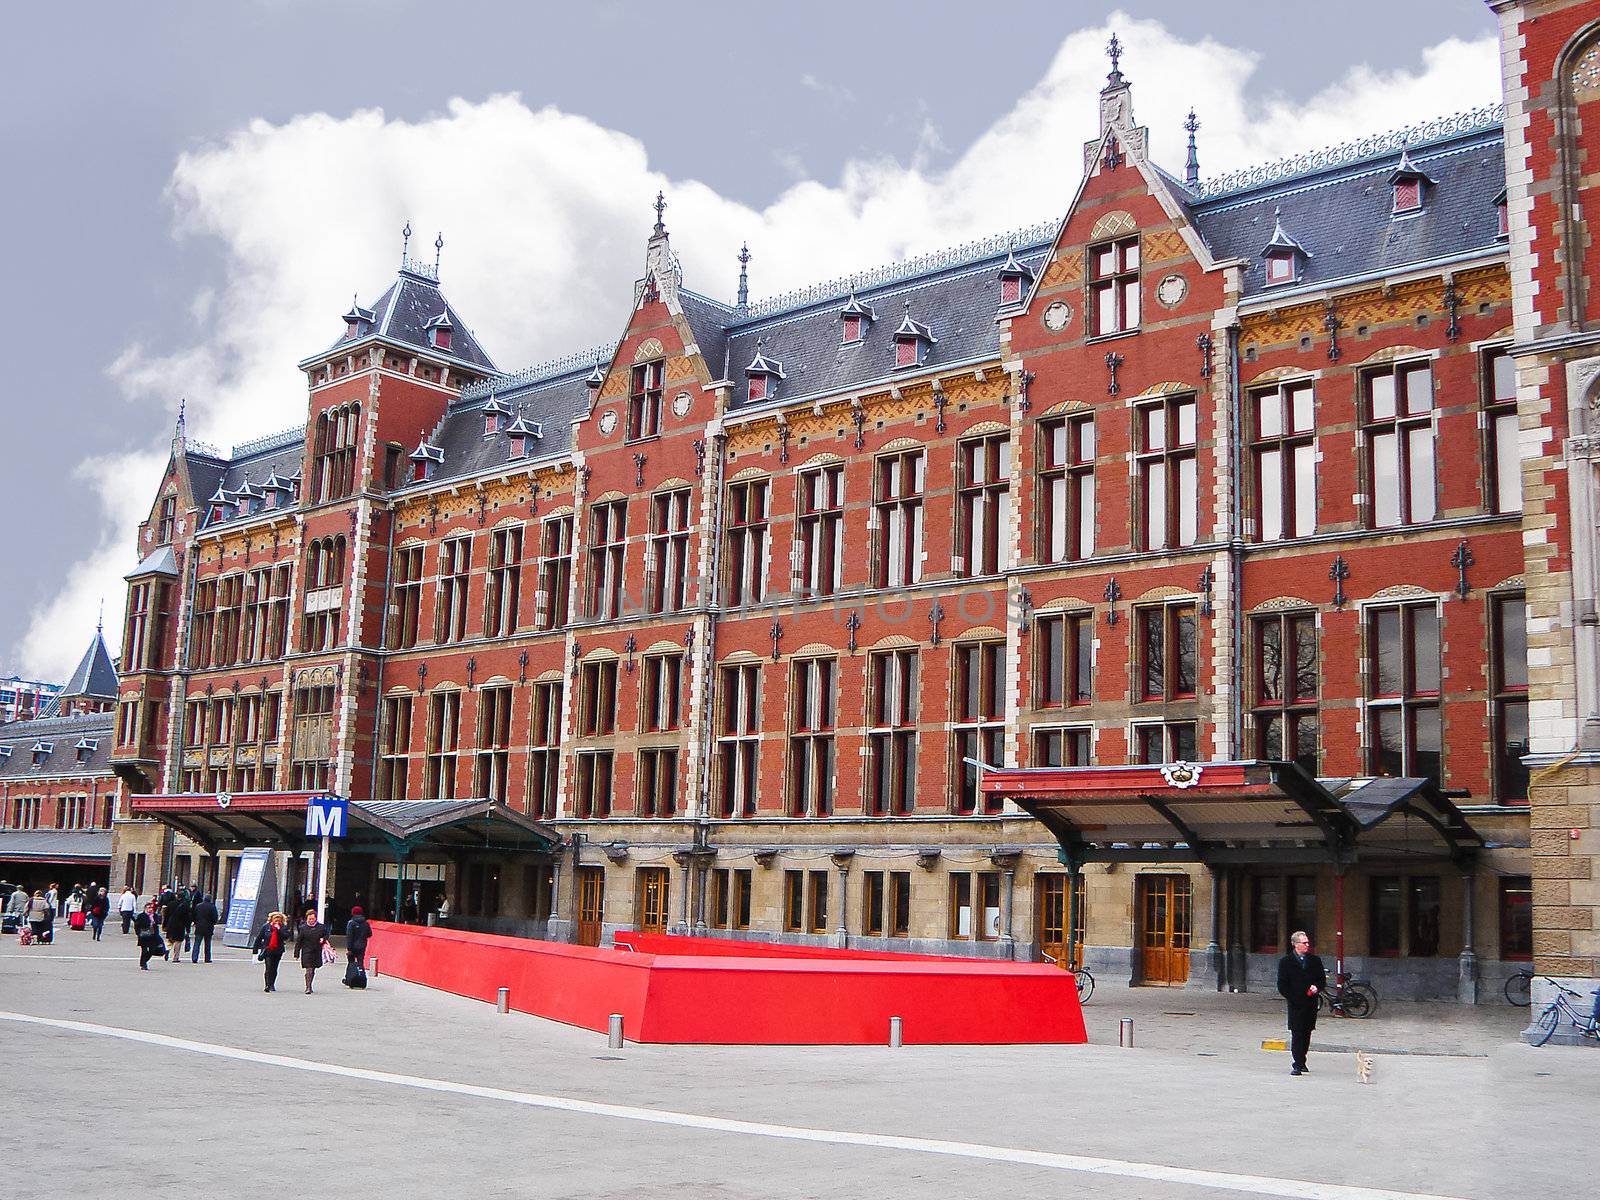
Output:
[{"xmin": 47, "ymin": 629, "xmax": 119, "ymax": 717}]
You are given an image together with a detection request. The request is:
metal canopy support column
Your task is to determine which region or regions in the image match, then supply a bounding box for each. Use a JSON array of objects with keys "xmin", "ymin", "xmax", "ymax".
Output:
[
  {"xmin": 1062, "ymin": 847, "xmax": 1085, "ymax": 973},
  {"xmin": 1458, "ymin": 866, "xmax": 1479, "ymax": 1005},
  {"xmin": 1207, "ymin": 867, "xmax": 1224, "ymax": 991},
  {"xmin": 1226, "ymin": 867, "xmax": 1247, "ymax": 992},
  {"xmin": 1333, "ymin": 865, "xmax": 1348, "ymax": 979}
]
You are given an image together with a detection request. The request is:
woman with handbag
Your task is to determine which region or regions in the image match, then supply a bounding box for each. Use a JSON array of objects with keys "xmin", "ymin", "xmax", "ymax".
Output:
[
  {"xmin": 253, "ymin": 911, "xmax": 291, "ymax": 993},
  {"xmin": 133, "ymin": 900, "xmax": 164, "ymax": 970},
  {"xmin": 293, "ymin": 906, "xmax": 331, "ymax": 994}
]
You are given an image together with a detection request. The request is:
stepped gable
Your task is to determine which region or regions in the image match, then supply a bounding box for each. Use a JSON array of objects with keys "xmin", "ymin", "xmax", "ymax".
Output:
[
  {"xmin": 0, "ymin": 711, "xmax": 114, "ymax": 778},
  {"xmin": 1188, "ymin": 111, "xmax": 1506, "ymax": 297}
]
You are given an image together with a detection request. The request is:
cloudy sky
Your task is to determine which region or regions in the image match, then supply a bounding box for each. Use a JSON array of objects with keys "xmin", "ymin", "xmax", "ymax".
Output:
[{"xmin": 1, "ymin": 0, "xmax": 1499, "ymax": 681}]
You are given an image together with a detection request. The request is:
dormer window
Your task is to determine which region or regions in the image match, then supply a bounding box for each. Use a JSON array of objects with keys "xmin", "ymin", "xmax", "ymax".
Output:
[
  {"xmin": 482, "ymin": 395, "xmax": 513, "ymax": 437},
  {"xmin": 75, "ymin": 737, "xmax": 98, "ymax": 762},
  {"xmin": 891, "ymin": 303, "xmax": 936, "ymax": 369},
  {"xmin": 426, "ymin": 312, "xmax": 454, "ymax": 351},
  {"xmin": 409, "ymin": 441, "xmax": 444, "ymax": 482},
  {"xmin": 1266, "ymin": 251, "xmax": 1296, "ymax": 285},
  {"xmin": 207, "ymin": 485, "xmax": 235, "ymax": 525},
  {"xmin": 998, "ymin": 249, "xmax": 1035, "ymax": 307},
  {"xmin": 0, "ymin": 746, "xmax": 11, "ymax": 763},
  {"xmin": 1388, "ymin": 147, "xmax": 1435, "ymax": 216},
  {"xmin": 32, "ymin": 741, "xmax": 53, "ymax": 766},
  {"xmin": 506, "ymin": 414, "xmax": 543, "ymax": 459},
  {"xmin": 1494, "ymin": 187, "xmax": 1508, "ymax": 239},
  {"xmin": 1260, "ymin": 209, "xmax": 1308, "ymax": 288},
  {"xmin": 341, "ymin": 296, "xmax": 376, "ymax": 342},
  {"xmin": 840, "ymin": 294, "xmax": 875, "ymax": 344},
  {"xmin": 744, "ymin": 342, "xmax": 784, "ymax": 404}
]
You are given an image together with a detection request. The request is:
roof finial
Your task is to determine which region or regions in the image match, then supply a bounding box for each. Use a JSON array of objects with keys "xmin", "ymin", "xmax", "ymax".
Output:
[
  {"xmin": 175, "ymin": 397, "xmax": 186, "ymax": 438},
  {"xmin": 1184, "ymin": 108, "xmax": 1201, "ymax": 188},
  {"xmin": 736, "ymin": 242, "xmax": 751, "ymax": 310},
  {"xmin": 653, "ymin": 190, "xmax": 667, "ymax": 235},
  {"xmin": 1105, "ymin": 32, "xmax": 1124, "ymax": 86},
  {"xmin": 96, "ymin": 597, "xmax": 103, "ymax": 637},
  {"xmin": 402, "ymin": 221, "xmax": 412, "ymax": 264},
  {"xmin": 434, "ymin": 232, "xmax": 444, "ymax": 272}
]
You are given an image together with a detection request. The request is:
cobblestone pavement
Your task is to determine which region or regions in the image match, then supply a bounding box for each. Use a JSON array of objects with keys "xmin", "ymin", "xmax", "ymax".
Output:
[{"xmin": 1, "ymin": 934, "xmax": 1594, "ymax": 1200}]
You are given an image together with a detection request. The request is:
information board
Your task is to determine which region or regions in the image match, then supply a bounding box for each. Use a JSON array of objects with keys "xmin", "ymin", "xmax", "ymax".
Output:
[{"xmin": 223, "ymin": 847, "xmax": 277, "ymax": 948}]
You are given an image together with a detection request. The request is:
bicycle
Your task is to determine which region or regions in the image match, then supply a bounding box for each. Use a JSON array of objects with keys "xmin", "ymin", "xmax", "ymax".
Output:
[
  {"xmin": 1504, "ymin": 966, "xmax": 1533, "ymax": 1008},
  {"xmin": 1532, "ymin": 977, "xmax": 1600, "ymax": 1045},
  {"xmin": 1040, "ymin": 949, "xmax": 1095, "ymax": 1003},
  {"xmin": 1317, "ymin": 971, "xmax": 1378, "ymax": 1018}
]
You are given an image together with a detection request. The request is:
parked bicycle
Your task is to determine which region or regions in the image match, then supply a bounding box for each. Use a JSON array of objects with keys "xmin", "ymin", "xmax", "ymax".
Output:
[
  {"xmin": 1040, "ymin": 950, "xmax": 1095, "ymax": 1003},
  {"xmin": 1532, "ymin": 977, "xmax": 1600, "ymax": 1045},
  {"xmin": 1317, "ymin": 971, "xmax": 1378, "ymax": 1018},
  {"xmin": 1504, "ymin": 966, "xmax": 1534, "ymax": 1007}
]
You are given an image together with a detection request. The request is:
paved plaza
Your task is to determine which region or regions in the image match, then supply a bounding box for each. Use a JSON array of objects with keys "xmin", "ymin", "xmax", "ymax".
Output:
[{"xmin": 1, "ymin": 934, "xmax": 1595, "ymax": 1199}]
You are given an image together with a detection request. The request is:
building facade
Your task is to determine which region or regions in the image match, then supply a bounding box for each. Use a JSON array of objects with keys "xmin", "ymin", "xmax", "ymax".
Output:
[{"xmin": 108, "ymin": 3, "xmax": 1600, "ymax": 1005}]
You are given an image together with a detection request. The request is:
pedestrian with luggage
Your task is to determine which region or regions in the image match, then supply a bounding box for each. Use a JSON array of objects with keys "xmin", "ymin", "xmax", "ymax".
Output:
[
  {"xmin": 89, "ymin": 887, "xmax": 110, "ymax": 941},
  {"xmin": 24, "ymin": 890, "xmax": 53, "ymax": 945},
  {"xmin": 253, "ymin": 911, "xmax": 291, "ymax": 993},
  {"xmin": 343, "ymin": 905, "xmax": 372, "ymax": 988},
  {"xmin": 294, "ymin": 907, "xmax": 331, "ymax": 994},
  {"xmin": 1276, "ymin": 930, "xmax": 1327, "ymax": 1076},
  {"xmin": 134, "ymin": 900, "xmax": 164, "ymax": 970},
  {"xmin": 190, "ymin": 894, "xmax": 219, "ymax": 963}
]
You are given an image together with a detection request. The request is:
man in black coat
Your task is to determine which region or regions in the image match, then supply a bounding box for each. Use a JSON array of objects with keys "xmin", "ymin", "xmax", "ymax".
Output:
[
  {"xmin": 190, "ymin": 894, "xmax": 220, "ymax": 963},
  {"xmin": 1276, "ymin": 930, "xmax": 1327, "ymax": 1076}
]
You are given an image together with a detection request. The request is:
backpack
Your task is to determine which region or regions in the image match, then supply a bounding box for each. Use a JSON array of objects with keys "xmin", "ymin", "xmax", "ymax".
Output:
[{"xmin": 343, "ymin": 958, "xmax": 367, "ymax": 989}]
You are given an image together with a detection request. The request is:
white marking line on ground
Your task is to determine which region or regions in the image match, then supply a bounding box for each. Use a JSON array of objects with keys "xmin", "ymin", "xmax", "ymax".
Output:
[
  {"xmin": 0, "ymin": 955, "xmax": 249, "ymax": 964},
  {"xmin": 0, "ymin": 1009, "xmax": 1468, "ymax": 1200}
]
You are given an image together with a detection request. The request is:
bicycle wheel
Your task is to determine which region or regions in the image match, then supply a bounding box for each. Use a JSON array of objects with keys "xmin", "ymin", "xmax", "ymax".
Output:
[
  {"xmin": 1341, "ymin": 989, "xmax": 1372, "ymax": 1019},
  {"xmin": 1504, "ymin": 971, "xmax": 1532, "ymax": 1007},
  {"xmin": 1533, "ymin": 1004, "xmax": 1562, "ymax": 1046},
  {"xmin": 1349, "ymin": 982, "xmax": 1379, "ymax": 1017},
  {"xmin": 1075, "ymin": 969, "xmax": 1095, "ymax": 1003}
]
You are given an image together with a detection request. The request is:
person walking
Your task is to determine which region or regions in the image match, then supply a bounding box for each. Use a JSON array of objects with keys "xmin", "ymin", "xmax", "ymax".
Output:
[
  {"xmin": 6, "ymin": 884, "xmax": 29, "ymax": 923},
  {"xmin": 343, "ymin": 905, "xmax": 372, "ymax": 985},
  {"xmin": 118, "ymin": 885, "xmax": 137, "ymax": 934},
  {"xmin": 161, "ymin": 888, "xmax": 191, "ymax": 963},
  {"xmin": 190, "ymin": 894, "xmax": 219, "ymax": 963},
  {"xmin": 134, "ymin": 900, "xmax": 164, "ymax": 970},
  {"xmin": 24, "ymin": 891, "xmax": 53, "ymax": 945},
  {"xmin": 253, "ymin": 911, "xmax": 291, "ymax": 993},
  {"xmin": 88, "ymin": 887, "xmax": 109, "ymax": 941},
  {"xmin": 294, "ymin": 907, "xmax": 330, "ymax": 994},
  {"xmin": 1276, "ymin": 930, "xmax": 1327, "ymax": 1076}
]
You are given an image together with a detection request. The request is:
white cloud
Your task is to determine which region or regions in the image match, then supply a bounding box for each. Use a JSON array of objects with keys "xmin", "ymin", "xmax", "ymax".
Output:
[{"xmin": 12, "ymin": 11, "xmax": 1501, "ymax": 679}]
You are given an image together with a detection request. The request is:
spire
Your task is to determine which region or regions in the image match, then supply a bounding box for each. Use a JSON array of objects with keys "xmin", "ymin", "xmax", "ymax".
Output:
[
  {"xmin": 96, "ymin": 598, "xmax": 103, "ymax": 637},
  {"xmin": 736, "ymin": 242, "xmax": 751, "ymax": 310},
  {"xmin": 1184, "ymin": 108, "xmax": 1201, "ymax": 187},
  {"xmin": 1095, "ymin": 30, "xmax": 1138, "ymax": 141},
  {"xmin": 653, "ymin": 190, "xmax": 667, "ymax": 236},
  {"xmin": 1104, "ymin": 32, "xmax": 1126, "ymax": 92},
  {"xmin": 401, "ymin": 221, "xmax": 412, "ymax": 265},
  {"xmin": 434, "ymin": 232, "xmax": 444, "ymax": 273}
]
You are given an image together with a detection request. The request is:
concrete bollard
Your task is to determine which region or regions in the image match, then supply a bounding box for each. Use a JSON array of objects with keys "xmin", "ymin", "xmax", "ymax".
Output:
[
  {"xmin": 608, "ymin": 1013, "xmax": 624, "ymax": 1048},
  {"xmin": 888, "ymin": 1016, "xmax": 903, "ymax": 1048},
  {"xmin": 496, "ymin": 987, "xmax": 510, "ymax": 1014},
  {"xmin": 1119, "ymin": 1017, "xmax": 1134, "ymax": 1048},
  {"xmin": 369, "ymin": 957, "xmax": 378, "ymax": 978}
]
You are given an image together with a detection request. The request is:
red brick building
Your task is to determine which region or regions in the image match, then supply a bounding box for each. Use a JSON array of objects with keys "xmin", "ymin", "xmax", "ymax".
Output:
[{"xmin": 114, "ymin": 11, "xmax": 1600, "ymax": 1002}]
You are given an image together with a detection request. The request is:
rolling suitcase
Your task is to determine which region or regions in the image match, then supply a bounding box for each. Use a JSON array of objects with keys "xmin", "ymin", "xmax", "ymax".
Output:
[
  {"xmin": 343, "ymin": 958, "xmax": 367, "ymax": 989},
  {"xmin": 69, "ymin": 911, "xmax": 86, "ymax": 930}
]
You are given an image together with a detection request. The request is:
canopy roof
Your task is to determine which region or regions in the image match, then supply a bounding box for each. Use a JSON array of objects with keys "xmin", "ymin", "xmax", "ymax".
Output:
[
  {"xmin": 979, "ymin": 760, "xmax": 1482, "ymax": 867},
  {"xmin": 129, "ymin": 792, "xmax": 561, "ymax": 858},
  {"xmin": 0, "ymin": 830, "xmax": 113, "ymax": 865}
]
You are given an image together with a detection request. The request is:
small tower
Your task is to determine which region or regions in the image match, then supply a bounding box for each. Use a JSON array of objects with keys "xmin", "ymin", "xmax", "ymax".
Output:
[{"xmin": 736, "ymin": 242, "xmax": 751, "ymax": 311}]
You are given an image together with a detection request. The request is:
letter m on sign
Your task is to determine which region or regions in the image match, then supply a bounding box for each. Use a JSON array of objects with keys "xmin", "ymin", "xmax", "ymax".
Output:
[{"xmin": 305, "ymin": 795, "xmax": 347, "ymax": 839}]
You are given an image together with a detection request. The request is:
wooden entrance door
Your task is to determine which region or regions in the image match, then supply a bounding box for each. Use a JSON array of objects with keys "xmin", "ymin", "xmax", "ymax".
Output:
[
  {"xmin": 637, "ymin": 868, "xmax": 670, "ymax": 934},
  {"xmin": 1137, "ymin": 874, "xmax": 1192, "ymax": 985},
  {"xmin": 576, "ymin": 867, "xmax": 605, "ymax": 947},
  {"xmin": 1036, "ymin": 875, "xmax": 1085, "ymax": 969}
]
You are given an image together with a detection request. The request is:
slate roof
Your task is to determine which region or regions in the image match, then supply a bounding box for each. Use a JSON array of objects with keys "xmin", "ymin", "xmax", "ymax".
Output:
[
  {"xmin": 307, "ymin": 265, "xmax": 498, "ymax": 373},
  {"xmin": 0, "ymin": 711, "xmax": 116, "ymax": 780},
  {"xmin": 54, "ymin": 633, "xmax": 118, "ymax": 705},
  {"xmin": 0, "ymin": 830, "xmax": 114, "ymax": 862},
  {"xmin": 1187, "ymin": 122, "xmax": 1505, "ymax": 298},
  {"xmin": 125, "ymin": 545, "xmax": 178, "ymax": 581}
]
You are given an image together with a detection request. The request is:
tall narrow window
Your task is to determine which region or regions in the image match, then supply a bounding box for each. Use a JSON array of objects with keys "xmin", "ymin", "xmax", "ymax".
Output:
[
  {"xmin": 435, "ymin": 536, "xmax": 472, "ymax": 645},
  {"xmin": 1499, "ymin": 876, "xmax": 1532, "ymax": 962},
  {"xmin": 783, "ymin": 870, "xmax": 805, "ymax": 932},
  {"xmin": 267, "ymin": 565, "xmax": 290, "ymax": 658},
  {"xmin": 1484, "ymin": 349, "xmax": 1521, "ymax": 515},
  {"xmin": 1136, "ymin": 396, "xmax": 1198, "ymax": 551},
  {"xmin": 796, "ymin": 464, "xmax": 844, "ymax": 597},
  {"xmin": 1491, "ymin": 592, "xmax": 1529, "ymax": 805},
  {"xmin": 1138, "ymin": 602, "xmax": 1198, "ymax": 702},
  {"xmin": 1252, "ymin": 611, "xmax": 1319, "ymax": 775},
  {"xmin": 390, "ymin": 545, "xmax": 424, "ymax": 648},
  {"xmin": 586, "ymin": 501, "xmax": 628, "ymax": 620},
  {"xmin": 1089, "ymin": 236, "xmax": 1140, "ymax": 336},
  {"xmin": 425, "ymin": 690, "xmax": 462, "ymax": 800},
  {"xmin": 863, "ymin": 871, "xmax": 912, "ymax": 938},
  {"xmin": 240, "ymin": 567, "xmax": 272, "ymax": 663},
  {"xmin": 537, "ymin": 515, "xmax": 574, "ymax": 630},
  {"xmin": 709, "ymin": 868, "xmax": 752, "ymax": 931},
  {"xmin": 866, "ymin": 648, "xmax": 918, "ymax": 815},
  {"xmin": 313, "ymin": 403, "xmax": 360, "ymax": 503},
  {"xmin": 1365, "ymin": 361, "xmax": 1436, "ymax": 527},
  {"xmin": 788, "ymin": 657, "xmax": 837, "ymax": 817},
  {"xmin": 1039, "ymin": 414, "xmax": 1094, "ymax": 562},
  {"xmin": 953, "ymin": 642, "xmax": 1006, "ymax": 814},
  {"xmin": 301, "ymin": 538, "xmax": 345, "ymax": 653},
  {"xmin": 649, "ymin": 489, "xmax": 691, "ymax": 614},
  {"xmin": 214, "ymin": 573, "xmax": 243, "ymax": 666},
  {"xmin": 716, "ymin": 662, "xmax": 762, "ymax": 818},
  {"xmin": 628, "ymin": 360, "xmax": 664, "ymax": 441},
  {"xmin": 484, "ymin": 526, "xmax": 522, "ymax": 638},
  {"xmin": 725, "ymin": 479, "xmax": 770, "ymax": 606},
  {"xmin": 124, "ymin": 582, "xmax": 151, "ymax": 671},
  {"xmin": 950, "ymin": 872, "xmax": 1002, "ymax": 939},
  {"xmin": 958, "ymin": 434, "xmax": 1011, "ymax": 576},
  {"xmin": 379, "ymin": 695, "xmax": 412, "ymax": 802},
  {"xmin": 575, "ymin": 750, "xmax": 613, "ymax": 818},
  {"xmin": 637, "ymin": 747, "xmax": 678, "ymax": 818},
  {"xmin": 578, "ymin": 659, "xmax": 619, "ymax": 738},
  {"xmin": 157, "ymin": 494, "xmax": 176, "ymax": 544},
  {"xmin": 475, "ymin": 685, "xmax": 513, "ymax": 804},
  {"xmin": 874, "ymin": 450, "xmax": 925, "ymax": 587},
  {"xmin": 1252, "ymin": 381, "xmax": 1316, "ymax": 540},
  {"xmin": 1366, "ymin": 602, "xmax": 1442, "ymax": 785},
  {"xmin": 1035, "ymin": 612, "xmax": 1092, "ymax": 709},
  {"xmin": 190, "ymin": 580, "xmax": 217, "ymax": 669},
  {"xmin": 641, "ymin": 653, "xmax": 685, "ymax": 733},
  {"xmin": 528, "ymin": 680, "xmax": 562, "ymax": 820},
  {"xmin": 290, "ymin": 684, "xmax": 335, "ymax": 790}
]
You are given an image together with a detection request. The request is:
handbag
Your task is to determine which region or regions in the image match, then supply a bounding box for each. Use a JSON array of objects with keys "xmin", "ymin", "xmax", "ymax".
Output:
[{"xmin": 320, "ymin": 941, "xmax": 337, "ymax": 966}]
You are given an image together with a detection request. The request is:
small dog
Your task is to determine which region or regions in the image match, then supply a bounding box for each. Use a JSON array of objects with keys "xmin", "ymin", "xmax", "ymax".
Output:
[{"xmin": 1355, "ymin": 1051, "xmax": 1374, "ymax": 1084}]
